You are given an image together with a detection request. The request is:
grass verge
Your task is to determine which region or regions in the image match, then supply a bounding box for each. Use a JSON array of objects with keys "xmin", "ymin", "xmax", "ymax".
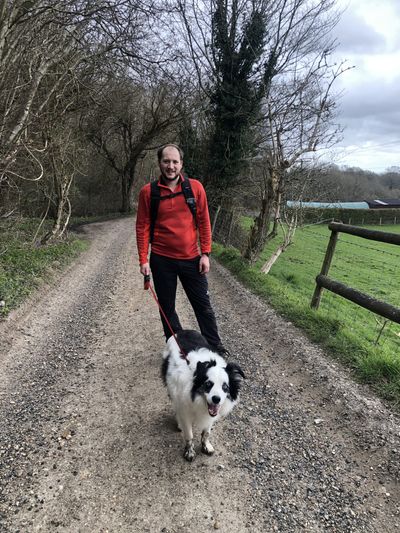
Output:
[
  {"xmin": 0, "ymin": 218, "xmax": 89, "ymax": 318},
  {"xmin": 213, "ymin": 223, "xmax": 400, "ymax": 408}
]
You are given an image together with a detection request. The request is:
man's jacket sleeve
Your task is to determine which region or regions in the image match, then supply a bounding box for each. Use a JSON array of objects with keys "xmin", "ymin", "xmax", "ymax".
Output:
[{"xmin": 136, "ymin": 185, "xmax": 151, "ymax": 265}]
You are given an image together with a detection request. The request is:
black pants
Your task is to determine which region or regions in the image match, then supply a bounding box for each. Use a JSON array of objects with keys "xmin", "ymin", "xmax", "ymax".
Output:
[{"xmin": 149, "ymin": 252, "xmax": 221, "ymax": 348}]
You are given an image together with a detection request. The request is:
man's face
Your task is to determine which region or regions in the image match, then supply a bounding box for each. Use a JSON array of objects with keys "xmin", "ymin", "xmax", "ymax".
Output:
[{"xmin": 159, "ymin": 146, "xmax": 183, "ymax": 181}]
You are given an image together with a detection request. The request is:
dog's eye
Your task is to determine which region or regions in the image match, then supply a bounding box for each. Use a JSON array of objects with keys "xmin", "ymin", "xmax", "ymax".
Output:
[
  {"xmin": 204, "ymin": 380, "xmax": 213, "ymax": 392},
  {"xmin": 222, "ymin": 383, "xmax": 229, "ymax": 393}
]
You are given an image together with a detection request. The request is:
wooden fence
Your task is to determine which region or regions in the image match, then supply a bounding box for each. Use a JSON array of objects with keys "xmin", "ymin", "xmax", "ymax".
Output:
[{"xmin": 310, "ymin": 222, "xmax": 400, "ymax": 324}]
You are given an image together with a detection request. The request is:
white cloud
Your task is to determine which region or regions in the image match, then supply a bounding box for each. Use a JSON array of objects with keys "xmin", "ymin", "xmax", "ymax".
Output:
[
  {"xmin": 328, "ymin": 0, "xmax": 400, "ymax": 171},
  {"xmin": 335, "ymin": 6, "xmax": 385, "ymax": 54}
]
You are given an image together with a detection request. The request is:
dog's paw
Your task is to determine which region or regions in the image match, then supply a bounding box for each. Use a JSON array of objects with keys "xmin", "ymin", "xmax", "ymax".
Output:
[
  {"xmin": 201, "ymin": 441, "xmax": 215, "ymax": 455},
  {"xmin": 184, "ymin": 443, "xmax": 196, "ymax": 462}
]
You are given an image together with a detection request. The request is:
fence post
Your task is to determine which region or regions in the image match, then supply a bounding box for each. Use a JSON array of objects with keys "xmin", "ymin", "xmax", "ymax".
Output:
[
  {"xmin": 211, "ymin": 205, "xmax": 221, "ymax": 238},
  {"xmin": 225, "ymin": 209, "xmax": 235, "ymax": 245},
  {"xmin": 311, "ymin": 229, "xmax": 339, "ymax": 310}
]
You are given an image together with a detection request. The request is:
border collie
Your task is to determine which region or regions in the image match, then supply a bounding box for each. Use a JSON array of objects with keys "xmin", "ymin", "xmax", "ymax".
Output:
[{"xmin": 161, "ymin": 330, "xmax": 245, "ymax": 462}]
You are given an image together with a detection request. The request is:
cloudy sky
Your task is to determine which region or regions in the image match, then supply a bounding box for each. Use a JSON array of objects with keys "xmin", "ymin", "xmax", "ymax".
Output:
[{"xmin": 324, "ymin": 0, "xmax": 400, "ymax": 172}]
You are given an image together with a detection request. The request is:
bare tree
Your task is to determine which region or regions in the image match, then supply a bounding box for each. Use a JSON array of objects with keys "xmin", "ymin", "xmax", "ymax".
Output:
[
  {"xmin": 174, "ymin": 1, "xmax": 344, "ymax": 195},
  {"xmin": 85, "ymin": 78, "xmax": 186, "ymax": 212},
  {"xmin": 0, "ymin": 2, "xmax": 81, "ymax": 185},
  {"xmin": 0, "ymin": 0, "xmax": 156, "ymax": 216},
  {"xmin": 259, "ymin": 165, "xmax": 314, "ymax": 273},
  {"xmin": 241, "ymin": 2, "xmax": 351, "ymax": 262},
  {"xmin": 39, "ymin": 112, "xmax": 86, "ymax": 243}
]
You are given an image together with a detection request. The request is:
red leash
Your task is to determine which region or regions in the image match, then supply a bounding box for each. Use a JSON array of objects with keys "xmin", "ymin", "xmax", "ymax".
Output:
[{"xmin": 144, "ymin": 275, "xmax": 189, "ymax": 362}]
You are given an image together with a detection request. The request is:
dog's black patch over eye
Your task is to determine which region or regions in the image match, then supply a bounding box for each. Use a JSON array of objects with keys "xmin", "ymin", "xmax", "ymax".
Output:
[
  {"xmin": 204, "ymin": 380, "xmax": 213, "ymax": 393},
  {"xmin": 222, "ymin": 383, "xmax": 229, "ymax": 393},
  {"xmin": 191, "ymin": 360, "xmax": 216, "ymax": 400}
]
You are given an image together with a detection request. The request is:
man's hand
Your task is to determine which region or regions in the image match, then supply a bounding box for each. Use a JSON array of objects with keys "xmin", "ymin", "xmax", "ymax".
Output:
[
  {"xmin": 140, "ymin": 262, "xmax": 150, "ymax": 276},
  {"xmin": 199, "ymin": 254, "xmax": 210, "ymax": 274}
]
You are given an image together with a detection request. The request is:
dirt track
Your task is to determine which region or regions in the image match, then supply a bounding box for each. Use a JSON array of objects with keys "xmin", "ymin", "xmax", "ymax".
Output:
[{"xmin": 0, "ymin": 217, "xmax": 399, "ymax": 533}]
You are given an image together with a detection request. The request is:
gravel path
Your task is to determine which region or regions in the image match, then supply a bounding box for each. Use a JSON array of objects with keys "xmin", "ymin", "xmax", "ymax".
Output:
[{"xmin": 0, "ymin": 217, "xmax": 399, "ymax": 532}]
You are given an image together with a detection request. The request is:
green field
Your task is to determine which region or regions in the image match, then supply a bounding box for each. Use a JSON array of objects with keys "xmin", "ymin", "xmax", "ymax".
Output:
[{"xmin": 213, "ymin": 223, "xmax": 400, "ymax": 406}]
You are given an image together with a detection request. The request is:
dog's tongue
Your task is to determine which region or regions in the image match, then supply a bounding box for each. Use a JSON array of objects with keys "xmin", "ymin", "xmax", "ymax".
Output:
[{"xmin": 208, "ymin": 404, "xmax": 219, "ymax": 417}]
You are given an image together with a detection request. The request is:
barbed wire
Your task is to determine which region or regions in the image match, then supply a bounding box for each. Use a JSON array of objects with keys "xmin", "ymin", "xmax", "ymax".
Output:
[
  {"xmin": 337, "ymin": 239, "xmax": 400, "ymax": 261},
  {"xmin": 302, "ymin": 218, "xmax": 336, "ymax": 227},
  {"xmin": 301, "ymin": 228, "xmax": 400, "ymax": 261}
]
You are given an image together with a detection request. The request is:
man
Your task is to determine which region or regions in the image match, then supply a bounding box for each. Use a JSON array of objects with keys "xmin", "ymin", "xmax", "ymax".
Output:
[{"xmin": 136, "ymin": 143, "xmax": 227, "ymax": 354}]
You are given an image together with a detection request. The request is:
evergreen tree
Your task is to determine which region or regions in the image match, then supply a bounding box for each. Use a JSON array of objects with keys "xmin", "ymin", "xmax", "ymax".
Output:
[{"xmin": 206, "ymin": 1, "xmax": 275, "ymax": 202}]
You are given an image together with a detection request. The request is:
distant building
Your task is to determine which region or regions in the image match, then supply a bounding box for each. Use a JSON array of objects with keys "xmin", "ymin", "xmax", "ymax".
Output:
[{"xmin": 365, "ymin": 199, "xmax": 400, "ymax": 209}]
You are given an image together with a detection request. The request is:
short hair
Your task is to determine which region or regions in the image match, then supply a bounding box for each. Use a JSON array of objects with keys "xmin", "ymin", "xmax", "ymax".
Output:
[{"xmin": 157, "ymin": 144, "xmax": 184, "ymax": 162}]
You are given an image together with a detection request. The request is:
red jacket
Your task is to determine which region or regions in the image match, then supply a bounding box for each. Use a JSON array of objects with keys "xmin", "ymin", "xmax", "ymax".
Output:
[{"xmin": 136, "ymin": 175, "xmax": 212, "ymax": 265}]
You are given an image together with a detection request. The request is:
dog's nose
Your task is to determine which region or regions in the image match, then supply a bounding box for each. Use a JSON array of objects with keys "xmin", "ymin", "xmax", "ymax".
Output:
[{"xmin": 212, "ymin": 395, "xmax": 220, "ymax": 404}]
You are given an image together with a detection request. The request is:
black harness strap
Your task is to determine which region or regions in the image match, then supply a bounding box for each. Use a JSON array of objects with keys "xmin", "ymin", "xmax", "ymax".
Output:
[
  {"xmin": 181, "ymin": 177, "xmax": 197, "ymax": 224},
  {"xmin": 150, "ymin": 177, "xmax": 197, "ymax": 243}
]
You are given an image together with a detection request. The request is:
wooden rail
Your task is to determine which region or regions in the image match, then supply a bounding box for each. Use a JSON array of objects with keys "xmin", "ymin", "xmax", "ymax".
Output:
[
  {"xmin": 329, "ymin": 222, "xmax": 400, "ymax": 245},
  {"xmin": 311, "ymin": 223, "xmax": 400, "ymax": 324}
]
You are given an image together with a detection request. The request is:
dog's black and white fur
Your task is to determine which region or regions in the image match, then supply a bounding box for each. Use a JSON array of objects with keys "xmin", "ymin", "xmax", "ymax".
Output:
[{"xmin": 162, "ymin": 330, "xmax": 245, "ymax": 462}]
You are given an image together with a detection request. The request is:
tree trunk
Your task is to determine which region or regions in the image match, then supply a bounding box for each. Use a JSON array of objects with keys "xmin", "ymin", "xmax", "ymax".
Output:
[
  {"xmin": 211, "ymin": 205, "xmax": 221, "ymax": 237},
  {"xmin": 41, "ymin": 174, "xmax": 74, "ymax": 243},
  {"xmin": 243, "ymin": 197, "xmax": 272, "ymax": 262},
  {"xmin": 260, "ymin": 212, "xmax": 298, "ymax": 274},
  {"xmin": 261, "ymin": 245, "xmax": 285, "ymax": 274},
  {"xmin": 121, "ymin": 152, "xmax": 144, "ymax": 213},
  {"xmin": 243, "ymin": 168, "xmax": 281, "ymax": 262},
  {"xmin": 120, "ymin": 173, "xmax": 130, "ymax": 213}
]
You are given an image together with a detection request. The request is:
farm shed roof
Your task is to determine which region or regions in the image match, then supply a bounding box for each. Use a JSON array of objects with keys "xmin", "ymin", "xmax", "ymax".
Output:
[{"xmin": 365, "ymin": 199, "xmax": 400, "ymax": 209}]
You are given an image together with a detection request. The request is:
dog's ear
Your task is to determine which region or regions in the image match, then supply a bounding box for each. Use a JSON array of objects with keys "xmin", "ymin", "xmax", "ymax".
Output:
[
  {"xmin": 225, "ymin": 362, "xmax": 245, "ymax": 380},
  {"xmin": 195, "ymin": 360, "xmax": 214, "ymax": 373},
  {"xmin": 195, "ymin": 360, "xmax": 206, "ymax": 372},
  {"xmin": 225, "ymin": 362, "xmax": 245, "ymax": 401}
]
